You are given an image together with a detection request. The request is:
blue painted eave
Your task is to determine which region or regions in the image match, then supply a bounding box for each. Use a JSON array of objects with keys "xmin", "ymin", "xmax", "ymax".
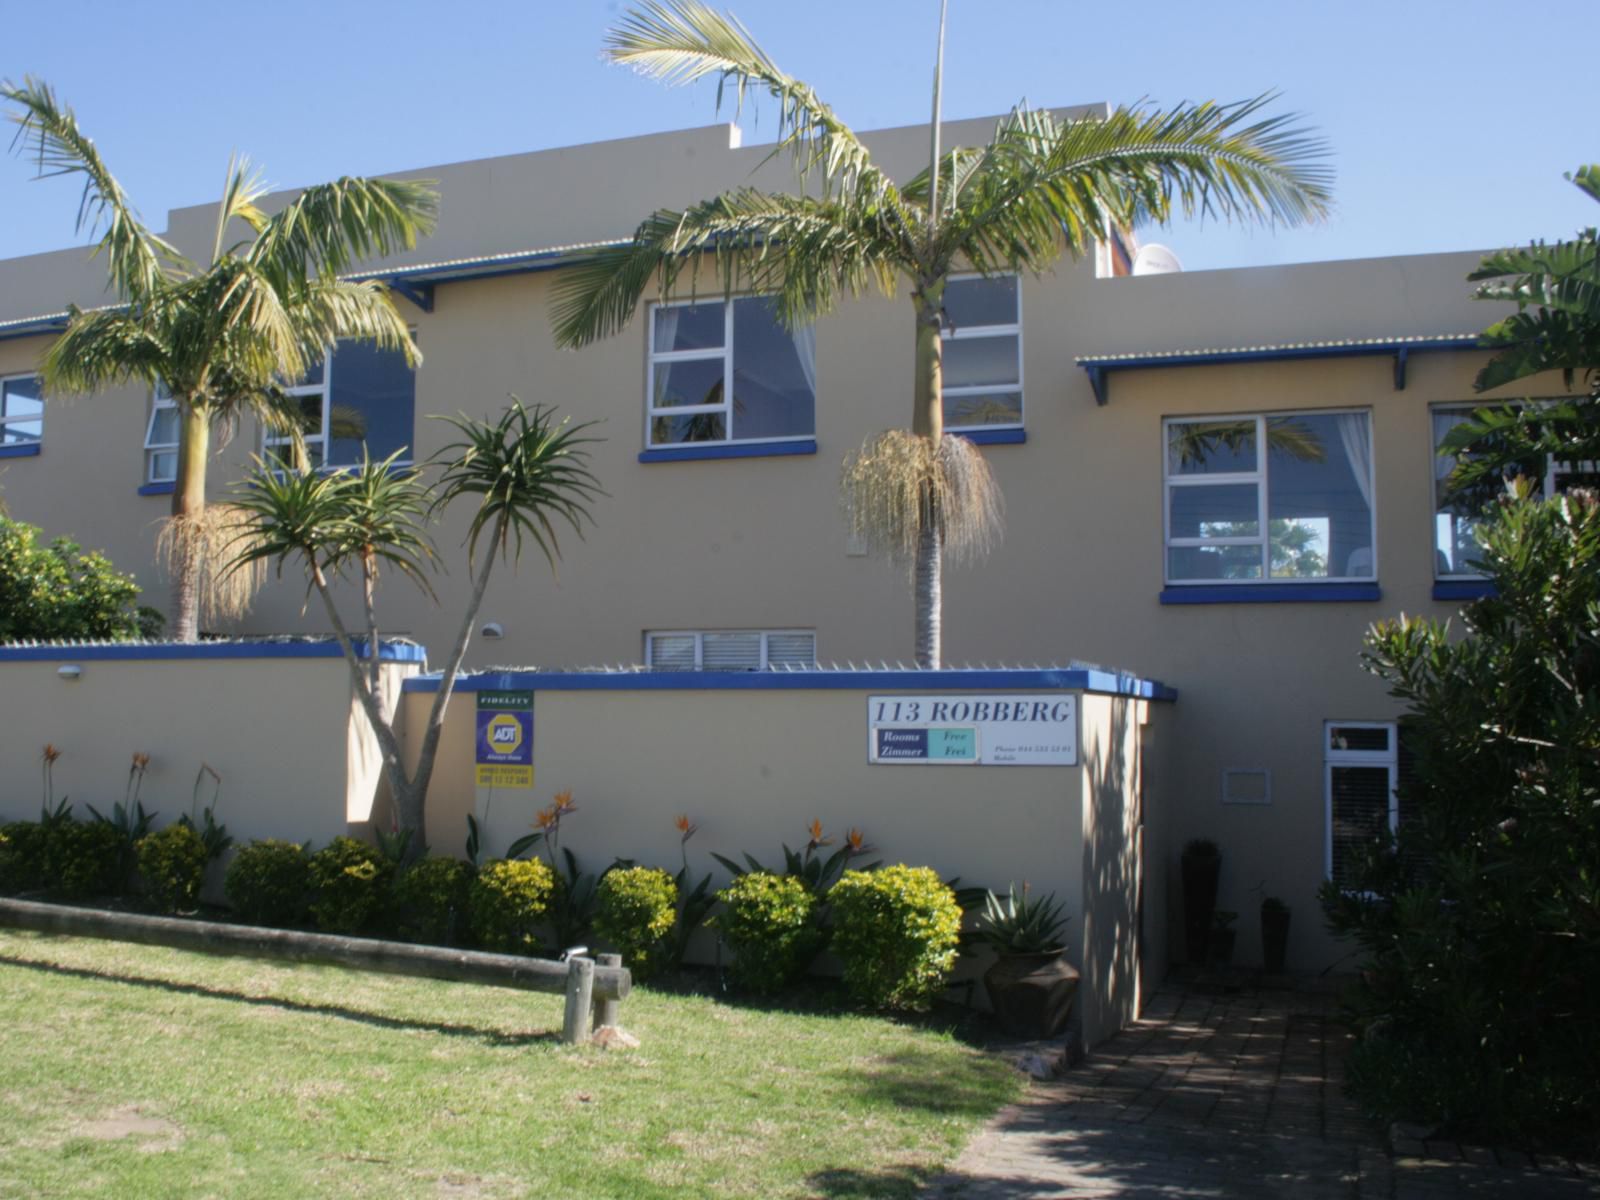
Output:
[
  {"xmin": 403, "ymin": 666, "xmax": 1177, "ymax": 702},
  {"xmin": 0, "ymin": 638, "xmax": 427, "ymax": 663}
]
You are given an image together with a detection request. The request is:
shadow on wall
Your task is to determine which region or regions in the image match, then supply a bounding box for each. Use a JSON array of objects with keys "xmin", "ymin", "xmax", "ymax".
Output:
[{"xmin": 1079, "ymin": 697, "xmax": 1141, "ymax": 1044}]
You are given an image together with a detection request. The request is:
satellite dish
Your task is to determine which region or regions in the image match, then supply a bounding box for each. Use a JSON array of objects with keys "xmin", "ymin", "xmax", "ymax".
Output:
[{"xmin": 1132, "ymin": 243, "xmax": 1184, "ymax": 275}]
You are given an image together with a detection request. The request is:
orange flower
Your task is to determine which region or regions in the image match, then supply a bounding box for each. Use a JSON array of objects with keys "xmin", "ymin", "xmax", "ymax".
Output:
[
  {"xmin": 131, "ymin": 752, "xmax": 150, "ymax": 770},
  {"xmin": 41, "ymin": 744, "xmax": 60, "ymax": 764},
  {"xmin": 807, "ymin": 818, "xmax": 824, "ymax": 842},
  {"xmin": 535, "ymin": 806, "xmax": 558, "ymax": 829},
  {"xmin": 554, "ymin": 789, "xmax": 575, "ymax": 812},
  {"xmin": 847, "ymin": 828, "xmax": 865, "ymax": 852}
]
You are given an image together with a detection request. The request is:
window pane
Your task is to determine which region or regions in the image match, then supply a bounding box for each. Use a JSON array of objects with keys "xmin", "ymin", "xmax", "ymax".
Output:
[
  {"xmin": 654, "ymin": 304, "xmax": 724, "ymax": 353},
  {"xmin": 944, "ymin": 276, "xmax": 1017, "ymax": 328},
  {"xmin": 652, "ymin": 359, "xmax": 725, "ymax": 410},
  {"xmin": 1168, "ymin": 420, "xmax": 1257, "ymax": 475},
  {"xmin": 731, "ymin": 298, "xmax": 814, "ymax": 441},
  {"xmin": 651, "ymin": 412, "xmax": 727, "ymax": 444},
  {"xmin": 1168, "ymin": 482, "xmax": 1259, "ymax": 538},
  {"xmin": 1329, "ymin": 725, "xmax": 1390, "ymax": 753},
  {"xmin": 647, "ymin": 635, "xmax": 697, "ymax": 670},
  {"xmin": 1266, "ymin": 414, "xmax": 1372, "ymax": 580},
  {"xmin": 147, "ymin": 405, "xmax": 179, "ymax": 447},
  {"xmin": 766, "ymin": 632, "xmax": 816, "ymax": 667},
  {"xmin": 148, "ymin": 450, "xmax": 178, "ymax": 483},
  {"xmin": 945, "ymin": 390, "xmax": 1022, "ymax": 429},
  {"xmin": 1168, "ymin": 544, "xmax": 1263, "ymax": 581},
  {"xmin": 1330, "ymin": 764, "xmax": 1392, "ymax": 888},
  {"xmin": 326, "ymin": 342, "xmax": 415, "ymax": 466},
  {"xmin": 943, "ymin": 335, "xmax": 1019, "ymax": 389},
  {"xmin": 2, "ymin": 376, "xmax": 44, "ymax": 420},
  {"xmin": 702, "ymin": 632, "xmax": 762, "ymax": 670}
]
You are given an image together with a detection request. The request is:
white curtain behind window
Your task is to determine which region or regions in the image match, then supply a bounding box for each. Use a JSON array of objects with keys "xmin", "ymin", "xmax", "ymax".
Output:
[
  {"xmin": 1337, "ymin": 413, "xmax": 1375, "ymax": 514},
  {"xmin": 792, "ymin": 324, "xmax": 816, "ymax": 398}
]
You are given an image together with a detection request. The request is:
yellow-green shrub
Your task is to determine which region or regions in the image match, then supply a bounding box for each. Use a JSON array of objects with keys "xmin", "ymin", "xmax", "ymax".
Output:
[
  {"xmin": 829, "ymin": 865, "xmax": 962, "ymax": 1011},
  {"xmin": 393, "ymin": 856, "xmax": 475, "ymax": 946},
  {"xmin": 712, "ymin": 871, "xmax": 820, "ymax": 993},
  {"xmin": 137, "ymin": 823, "xmax": 208, "ymax": 913},
  {"xmin": 594, "ymin": 866, "xmax": 677, "ymax": 980},
  {"xmin": 469, "ymin": 857, "xmax": 558, "ymax": 953},
  {"xmin": 225, "ymin": 839, "xmax": 310, "ymax": 926},
  {"xmin": 307, "ymin": 836, "xmax": 391, "ymax": 934}
]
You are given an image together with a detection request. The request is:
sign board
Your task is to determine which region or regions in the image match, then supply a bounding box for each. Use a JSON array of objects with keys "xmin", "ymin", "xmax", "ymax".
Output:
[
  {"xmin": 476, "ymin": 690, "xmax": 533, "ymax": 788},
  {"xmin": 868, "ymin": 694, "xmax": 1077, "ymax": 766}
]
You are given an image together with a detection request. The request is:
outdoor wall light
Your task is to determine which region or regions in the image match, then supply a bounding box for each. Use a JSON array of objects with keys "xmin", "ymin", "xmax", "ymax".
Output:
[
  {"xmin": 57, "ymin": 664, "xmax": 82, "ymax": 681},
  {"xmin": 481, "ymin": 622, "xmax": 505, "ymax": 640}
]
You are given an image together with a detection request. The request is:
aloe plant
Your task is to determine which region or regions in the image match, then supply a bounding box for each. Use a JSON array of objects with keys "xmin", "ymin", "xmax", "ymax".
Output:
[{"xmin": 976, "ymin": 883, "xmax": 1070, "ymax": 955}]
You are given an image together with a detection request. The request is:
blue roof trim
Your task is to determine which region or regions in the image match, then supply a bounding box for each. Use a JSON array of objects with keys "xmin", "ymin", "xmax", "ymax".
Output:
[
  {"xmin": 403, "ymin": 667, "xmax": 1177, "ymax": 702},
  {"xmin": 0, "ymin": 639, "xmax": 428, "ymax": 663},
  {"xmin": 0, "ymin": 316, "xmax": 68, "ymax": 345},
  {"xmin": 1432, "ymin": 579, "xmax": 1495, "ymax": 601},
  {"xmin": 957, "ymin": 428, "xmax": 1027, "ymax": 446},
  {"xmin": 638, "ymin": 440, "xmax": 817, "ymax": 464},
  {"xmin": 137, "ymin": 481, "xmax": 175, "ymax": 496},
  {"xmin": 1078, "ymin": 337, "xmax": 1482, "ymax": 404},
  {"xmin": 0, "ymin": 442, "xmax": 41, "ymax": 459},
  {"xmin": 1161, "ymin": 583, "xmax": 1381, "ymax": 605}
]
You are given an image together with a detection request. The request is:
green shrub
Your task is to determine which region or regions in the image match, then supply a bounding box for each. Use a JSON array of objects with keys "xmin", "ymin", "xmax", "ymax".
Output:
[
  {"xmin": 137, "ymin": 824, "xmax": 208, "ymax": 914},
  {"xmin": 0, "ymin": 822, "xmax": 45, "ymax": 893},
  {"xmin": 829, "ymin": 865, "xmax": 962, "ymax": 1011},
  {"xmin": 0, "ymin": 515, "xmax": 147, "ymax": 640},
  {"xmin": 393, "ymin": 856, "xmax": 475, "ymax": 946},
  {"xmin": 594, "ymin": 866, "xmax": 677, "ymax": 980},
  {"xmin": 469, "ymin": 857, "xmax": 558, "ymax": 953},
  {"xmin": 307, "ymin": 837, "xmax": 391, "ymax": 934},
  {"xmin": 225, "ymin": 840, "xmax": 310, "ymax": 926},
  {"xmin": 712, "ymin": 871, "xmax": 820, "ymax": 994},
  {"xmin": 49, "ymin": 820, "xmax": 124, "ymax": 899}
]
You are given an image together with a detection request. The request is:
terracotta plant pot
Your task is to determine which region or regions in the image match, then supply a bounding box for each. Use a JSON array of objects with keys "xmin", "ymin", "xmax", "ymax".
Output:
[{"xmin": 983, "ymin": 950, "xmax": 1081, "ymax": 1039}]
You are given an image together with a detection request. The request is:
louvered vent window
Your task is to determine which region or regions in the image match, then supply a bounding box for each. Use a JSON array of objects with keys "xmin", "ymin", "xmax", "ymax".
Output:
[
  {"xmin": 645, "ymin": 630, "xmax": 816, "ymax": 671},
  {"xmin": 1325, "ymin": 722, "xmax": 1397, "ymax": 889}
]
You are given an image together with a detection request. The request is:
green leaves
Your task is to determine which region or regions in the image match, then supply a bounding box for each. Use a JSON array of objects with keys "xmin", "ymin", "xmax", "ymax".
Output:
[{"xmin": 432, "ymin": 400, "xmax": 604, "ymax": 571}]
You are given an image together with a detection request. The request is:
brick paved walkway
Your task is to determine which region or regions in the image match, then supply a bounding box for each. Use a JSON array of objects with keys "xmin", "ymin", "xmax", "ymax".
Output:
[{"xmin": 925, "ymin": 983, "xmax": 1598, "ymax": 1199}]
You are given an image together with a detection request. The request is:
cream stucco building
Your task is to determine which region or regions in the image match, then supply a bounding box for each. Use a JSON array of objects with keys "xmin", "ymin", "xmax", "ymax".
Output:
[{"xmin": 0, "ymin": 109, "xmax": 1576, "ymax": 973}]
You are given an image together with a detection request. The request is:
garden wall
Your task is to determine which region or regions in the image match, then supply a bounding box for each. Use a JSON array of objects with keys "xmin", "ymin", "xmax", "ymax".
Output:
[
  {"xmin": 402, "ymin": 666, "xmax": 1175, "ymax": 1047},
  {"xmin": 0, "ymin": 640, "xmax": 423, "ymax": 846}
]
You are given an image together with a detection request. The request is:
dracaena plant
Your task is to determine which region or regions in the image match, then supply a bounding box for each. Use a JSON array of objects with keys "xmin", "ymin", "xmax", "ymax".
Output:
[{"xmin": 976, "ymin": 883, "xmax": 1070, "ymax": 956}]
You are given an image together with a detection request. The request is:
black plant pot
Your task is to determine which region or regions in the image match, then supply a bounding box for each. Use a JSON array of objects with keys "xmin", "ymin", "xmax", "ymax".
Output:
[
  {"xmin": 983, "ymin": 951, "xmax": 1081, "ymax": 1039},
  {"xmin": 1261, "ymin": 904, "xmax": 1290, "ymax": 973},
  {"xmin": 1181, "ymin": 847, "xmax": 1221, "ymax": 964}
]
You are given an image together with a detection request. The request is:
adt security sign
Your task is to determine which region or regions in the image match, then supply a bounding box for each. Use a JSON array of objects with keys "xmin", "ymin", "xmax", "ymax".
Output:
[
  {"xmin": 868, "ymin": 694, "xmax": 1077, "ymax": 766},
  {"xmin": 476, "ymin": 691, "xmax": 533, "ymax": 788}
]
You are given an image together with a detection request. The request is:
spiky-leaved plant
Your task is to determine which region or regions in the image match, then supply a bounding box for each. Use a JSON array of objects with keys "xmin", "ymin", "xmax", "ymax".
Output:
[{"xmin": 976, "ymin": 883, "xmax": 1070, "ymax": 956}]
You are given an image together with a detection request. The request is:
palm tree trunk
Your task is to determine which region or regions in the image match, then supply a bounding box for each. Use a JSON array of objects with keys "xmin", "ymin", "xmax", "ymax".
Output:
[
  {"xmin": 912, "ymin": 285, "xmax": 945, "ymax": 668},
  {"xmin": 915, "ymin": 507, "xmax": 942, "ymax": 669},
  {"xmin": 912, "ymin": 287, "xmax": 945, "ymax": 440},
  {"xmin": 169, "ymin": 405, "xmax": 210, "ymax": 642}
]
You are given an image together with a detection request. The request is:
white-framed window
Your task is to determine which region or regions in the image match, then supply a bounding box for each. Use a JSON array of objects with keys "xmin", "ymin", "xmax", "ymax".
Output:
[
  {"xmin": 1432, "ymin": 403, "xmax": 1598, "ymax": 578},
  {"xmin": 0, "ymin": 373, "xmax": 44, "ymax": 446},
  {"xmin": 1324, "ymin": 721, "xmax": 1400, "ymax": 889},
  {"xmin": 645, "ymin": 629, "xmax": 817, "ymax": 671},
  {"xmin": 144, "ymin": 384, "xmax": 179, "ymax": 484},
  {"xmin": 941, "ymin": 273, "xmax": 1022, "ymax": 431},
  {"xmin": 646, "ymin": 297, "xmax": 815, "ymax": 448},
  {"xmin": 264, "ymin": 341, "xmax": 416, "ymax": 469},
  {"xmin": 1163, "ymin": 409, "xmax": 1376, "ymax": 583}
]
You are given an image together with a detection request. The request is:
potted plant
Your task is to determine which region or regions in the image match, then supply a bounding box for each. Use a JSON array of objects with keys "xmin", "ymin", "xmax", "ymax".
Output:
[
  {"xmin": 1260, "ymin": 896, "xmax": 1291, "ymax": 973},
  {"xmin": 1208, "ymin": 911, "xmax": 1238, "ymax": 965},
  {"xmin": 976, "ymin": 883, "xmax": 1079, "ymax": 1039},
  {"xmin": 1181, "ymin": 839, "xmax": 1221, "ymax": 964}
]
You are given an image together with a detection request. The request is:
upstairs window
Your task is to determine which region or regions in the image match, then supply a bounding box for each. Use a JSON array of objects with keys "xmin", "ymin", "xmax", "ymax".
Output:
[
  {"xmin": 1, "ymin": 374, "xmax": 44, "ymax": 447},
  {"xmin": 145, "ymin": 384, "xmax": 179, "ymax": 484},
  {"xmin": 941, "ymin": 274, "xmax": 1022, "ymax": 431},
  {"xmin": 645, "ymin": 629, "xmax": 817, "ymax": 671},
  {"xmin": 647, "ymin": 297, "xmax": 815, "ymax": 448},
  {"xmin": 1164, "ymin": 410, "xmax": 1376, "ymax": 583},
  {"xmin": 265, "ymin": 341, "xmax": 416, "ymax": 469}
]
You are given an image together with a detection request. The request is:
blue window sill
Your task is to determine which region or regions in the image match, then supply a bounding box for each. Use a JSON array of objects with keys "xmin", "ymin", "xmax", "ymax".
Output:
[
  {"xmin": 0, "ymin": 442, "xmax": 41, "ymax": 459},
  {"xmin": 138, "ymin": 481, "xmax": 175, "ymax": 496},
  {"xmin": 1433, "ymin": 580, "xmax": 1495, "ymax": 601},
  {"xmin": 639, "ymin": 439, "xmax": 817, "ymax": 464},
  {"xmin": 956, "ymin": 428, "xmax": 1026, "ymax": 446},
  {"xmin": 1160, "ymin": 582, "xmax": 1382, "ymax": 605}
]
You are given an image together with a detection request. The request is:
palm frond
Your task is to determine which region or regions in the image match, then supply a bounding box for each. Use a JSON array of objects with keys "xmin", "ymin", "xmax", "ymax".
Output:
[
  {"xmin": 1, "ymin": 76, "xmax": 186, "ymax": 299},
  {"xmin": 605, "ymin": 2, "xmax": 901, "ymax": 208},
  {"xmin": 431, "ymin": 401, "xmax": 606, "ymax": 572},
  {"xmin": 292, "ymin": 277, "xmax": 418, "ymax": 366},
  {"xmin": 211, "ymin": 153, "xmax": 271, "ymax": 265},
  {"xmin": 40, "ymin": 306, "xmax": 168, "ymax": 394},
  {"xmin": 552, "ymin": 188, "xmax": 905, "ymax": 346},
  {"xmin": 246, "ymin": 176, "xmax": 438, "ymax": 288},
  {"xmin": 329, "ymin": 452, "xmax": 439, "ymax": 600}
]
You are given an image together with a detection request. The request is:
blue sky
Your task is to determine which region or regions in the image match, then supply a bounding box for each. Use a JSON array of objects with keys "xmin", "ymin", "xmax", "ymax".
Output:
[{"xmin": 2, "ymin": 0, "xmax": 1595, "ymax": 274}]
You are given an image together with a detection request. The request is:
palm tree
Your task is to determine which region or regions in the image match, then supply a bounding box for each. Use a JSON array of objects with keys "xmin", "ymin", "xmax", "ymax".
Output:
[
  {"xmin": 552, "ymin": 1, "xmax": 1333, "ymax": 667},
  {"xmin": 2, "ymin": 78, "xmax": 438, "ymax": 641}
]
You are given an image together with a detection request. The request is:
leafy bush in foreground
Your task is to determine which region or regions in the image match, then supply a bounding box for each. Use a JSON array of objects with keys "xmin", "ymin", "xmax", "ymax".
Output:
[
  {"xmin": 469, "ymin": 857, "xmax": 558, "ymax": 953},
  {"xmin": 830, "ymin": 865, "xmax": 961, "ymax": 1011},
  {"xmin": 713, "ymin": 871, "xmax": 820, "ymax": 994},
  {"xmin": 594, "ymin": 865, "xmax": 677, "ymax": 980},
  {"xmin": 225, "ymin": 839, "xmax": 310, "ymax": 927},
  {"xmin": 307, "ymin": 837, "xmax": 391, "ymax": 934},
  {"xmin": 393, "ymin": 855, "xmax": 475, "ymax": 946},
  {"xmin": 137, "ymin": 824, "xmax": 208, "ymax": 913}
]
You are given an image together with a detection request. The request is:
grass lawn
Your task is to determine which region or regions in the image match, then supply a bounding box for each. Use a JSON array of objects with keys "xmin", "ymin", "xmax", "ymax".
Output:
[{"xmin": 0, "ymin": 929, "xmax": 1019, "ymax": 1199}]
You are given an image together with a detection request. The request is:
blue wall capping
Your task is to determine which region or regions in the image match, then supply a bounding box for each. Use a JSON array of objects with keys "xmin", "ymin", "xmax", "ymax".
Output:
[
  {"xmin": 137, "ymin": 481, "xmax": 176, "ymax": 496},
  {"xmin": 1432, "ymin": 579, "xmax": 1496, "ymax": 601},
  {"xmin": 638, "ymin": 440, "xmax": 817, "ymax": 464},
  {"xmin": 0, "ymin": 637, "xmax": 427, "ymax": 663},
  {"xmin": 1160, "ymin": 583, "xmax": 1382, "ymax": 605},
  {"xmin": 0, "ymin": 442, "xmax": 41, "ymax": 459},
  {"xmin": 957, "ymin": 428, "xmax": 1027, "ymax": 446},
  {"xmin": 403, "ymin": 665, "xmax": 1177, "ymax": 702}
]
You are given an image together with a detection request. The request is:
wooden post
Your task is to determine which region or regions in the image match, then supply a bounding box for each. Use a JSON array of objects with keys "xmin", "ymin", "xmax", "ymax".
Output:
[
  {"xmin": 593, "ymin": 952, "xmax": 622, "ymax": 1030},
  {"xmin": 562, "ymin": 955, "xmax": 595, "ymax": 1045}
]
